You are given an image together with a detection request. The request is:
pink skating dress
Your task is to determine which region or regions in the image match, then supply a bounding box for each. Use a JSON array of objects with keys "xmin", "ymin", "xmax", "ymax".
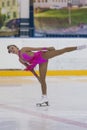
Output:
[{"xmin": 18, "ymin": 50, "xmax": 48, "ymax": 70}]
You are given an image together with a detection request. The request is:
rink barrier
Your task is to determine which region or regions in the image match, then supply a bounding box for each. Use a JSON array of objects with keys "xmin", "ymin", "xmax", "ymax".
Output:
[{"xmin": 0, "ymin": 70, "xmax": 87, "ymax": 76}]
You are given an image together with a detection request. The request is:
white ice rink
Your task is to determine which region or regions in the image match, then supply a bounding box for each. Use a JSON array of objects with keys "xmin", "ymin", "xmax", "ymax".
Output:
[{"xmin": 0, "ymin": 76, "xmax": 87, "ymax": 130}]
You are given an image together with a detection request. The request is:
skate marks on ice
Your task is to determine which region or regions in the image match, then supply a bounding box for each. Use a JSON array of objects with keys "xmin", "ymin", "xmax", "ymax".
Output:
[{"xmin": 0, "ymin": 103, "xmax": 87, "ymax": 129}]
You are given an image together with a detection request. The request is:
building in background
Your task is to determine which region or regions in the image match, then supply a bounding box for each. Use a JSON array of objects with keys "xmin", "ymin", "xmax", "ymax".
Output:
[
  {"xmin": 0, "ymin": 0, "xmax": 19, "ymax": 22},
  {"xmin": 72, "ymin": 0, "xmax": 87, "ymax": 6},
  {"xmin": 0, "ymin": 0, "xmax": 34, "ymax": 37},
  {"xmin": 34, "ymin": 0, "xmax": 67, "ymax": 9},
  {"xmin": 34, "ymin": 0, "xmax": 87, "ymax": 9}
]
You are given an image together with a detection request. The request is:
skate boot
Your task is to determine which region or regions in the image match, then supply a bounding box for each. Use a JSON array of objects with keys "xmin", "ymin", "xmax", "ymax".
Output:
[
  {"xmin": 36, "ymin": 95, "xmax": 49, "ymax": 107},
  {"xmin": 77, "ymin": 45, "xmax": 87, "ymax": 50}
]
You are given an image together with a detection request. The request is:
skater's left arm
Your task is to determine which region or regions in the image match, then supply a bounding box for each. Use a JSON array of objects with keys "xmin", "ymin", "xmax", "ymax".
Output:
[
  {"xmin": 19, "ymin": 58, "xmax": 41, "ymax": 82},
  {"xmin": 31, "ymin": 69, "xmax": 41, "ymax": 83}
]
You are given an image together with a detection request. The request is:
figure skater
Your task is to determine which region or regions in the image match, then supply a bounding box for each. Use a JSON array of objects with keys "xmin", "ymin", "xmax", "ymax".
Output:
[{"xmin": 7, "ymin": 44, "xmax": 87, "ymax": 106}]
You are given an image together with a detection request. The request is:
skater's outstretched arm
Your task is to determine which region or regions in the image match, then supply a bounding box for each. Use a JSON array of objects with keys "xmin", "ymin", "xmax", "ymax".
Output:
[{"xmin": 21, "ymin": 47, "xmax": 55, "ymax": 52}]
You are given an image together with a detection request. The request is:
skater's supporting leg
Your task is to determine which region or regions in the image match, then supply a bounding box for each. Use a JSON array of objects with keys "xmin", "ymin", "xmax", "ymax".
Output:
[
  {"xmin": 39, "ymin": 62, "xmax": 48, "ymax": 95},
  {"xmin": 36, "ymin": 62, "xmax": 49, "ymax": 106}
]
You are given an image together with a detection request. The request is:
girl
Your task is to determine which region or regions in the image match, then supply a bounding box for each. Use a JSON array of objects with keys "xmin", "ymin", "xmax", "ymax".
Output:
[{"xmin": 7, "ymin": 44, "xmax": 87, "ymax": 106}]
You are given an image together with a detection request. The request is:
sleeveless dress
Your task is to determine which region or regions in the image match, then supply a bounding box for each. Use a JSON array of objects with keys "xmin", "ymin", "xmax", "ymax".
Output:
[{"xmin": 18, "ymin": 50, "xmax": 48, "ymax": 70}]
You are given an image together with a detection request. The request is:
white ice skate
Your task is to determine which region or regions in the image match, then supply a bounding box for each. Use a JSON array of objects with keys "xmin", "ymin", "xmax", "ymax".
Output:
[
  {"xmin": 36, "ymin": 95, "xmax": 49, "ymax": 107},
  {"xmin": 77, "ymin": 45, "xmax": 87, "ymax": 50}
]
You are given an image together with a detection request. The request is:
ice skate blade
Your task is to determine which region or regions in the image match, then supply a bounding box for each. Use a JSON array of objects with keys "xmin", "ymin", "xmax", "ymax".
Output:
[{"xmin": 36, "ymin": 102, "xmax": 49, "ymax": 107}]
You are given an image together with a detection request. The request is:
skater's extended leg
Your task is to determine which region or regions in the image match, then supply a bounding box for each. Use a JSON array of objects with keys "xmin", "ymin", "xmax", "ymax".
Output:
[
  {"xmin": 42, "ymin": 44, "xmax": 87, "ymax": 60},
  {"xmin": 42, "ymin": 46, "xmax": 77, "ymax": 59}
]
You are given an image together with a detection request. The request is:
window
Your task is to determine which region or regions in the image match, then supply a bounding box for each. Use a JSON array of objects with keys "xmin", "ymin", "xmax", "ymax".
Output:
[
  {"xmin": 7, "ymin": 12, "xmax": 10, "ymax": 19},
  {"xmin": 12, "ymin": 0, "xmax": 16, "ymax": 5},
  {"xmin": 7, "ymin": 1, "xmax": 10, "ymax": 6},
  {"xmin": 13, "ymin": 12, "xmax": 17, "ymax": 18},
  {"xmin": 2, "ymin": 2, "xmax": 5, "ymax": 7}
]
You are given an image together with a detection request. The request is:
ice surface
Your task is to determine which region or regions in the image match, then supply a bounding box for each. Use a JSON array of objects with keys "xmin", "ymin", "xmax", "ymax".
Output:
[{"xmin": 0, "ymin": 76, "xmax": 87, "ymax": 130}]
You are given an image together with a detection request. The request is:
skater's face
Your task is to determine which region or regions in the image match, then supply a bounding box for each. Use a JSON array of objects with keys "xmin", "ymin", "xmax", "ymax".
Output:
[{"xmin": 7, "ymin": 45, "xmax": 18, "ymax": 54}]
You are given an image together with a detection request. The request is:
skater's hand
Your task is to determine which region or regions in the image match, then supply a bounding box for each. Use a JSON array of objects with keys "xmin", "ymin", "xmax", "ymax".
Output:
[
  {"xmin": 24, "ymin": 67, "xmax": 29, "ymax": 71},
  {"xmin": 48, "ymin": 47, "xmax": 55, "ymax": 51},
  {"xmin": 24, "ymin": 63, "xmax": 34, "ymax": 71}
]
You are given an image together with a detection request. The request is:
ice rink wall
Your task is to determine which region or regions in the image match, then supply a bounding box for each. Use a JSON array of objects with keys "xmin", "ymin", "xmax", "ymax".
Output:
[{"xmin": 0, "ymin": 38, "xmax": 87, "ymax": 76}]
